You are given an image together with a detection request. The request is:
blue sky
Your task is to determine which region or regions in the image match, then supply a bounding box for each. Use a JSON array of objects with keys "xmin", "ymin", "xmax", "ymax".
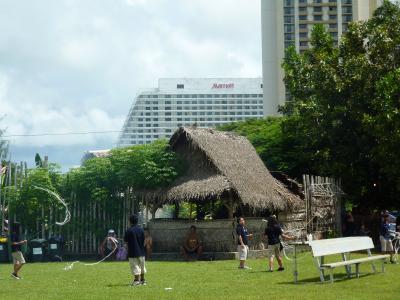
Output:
[{"xmin": 0, "ymin": 0, "xmax": 261, "ymax": 170}]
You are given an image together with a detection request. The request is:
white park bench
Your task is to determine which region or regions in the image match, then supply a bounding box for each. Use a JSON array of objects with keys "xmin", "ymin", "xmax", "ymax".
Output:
[{"xmin": 308, "ymin": 236, "xmax": 390, "ymax": 283}]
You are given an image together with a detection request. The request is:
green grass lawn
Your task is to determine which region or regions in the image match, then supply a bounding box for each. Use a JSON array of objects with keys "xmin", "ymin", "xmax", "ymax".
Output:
[{"xmin": 1, "ymin": 254, "xmax": 399, "ymax": 300}]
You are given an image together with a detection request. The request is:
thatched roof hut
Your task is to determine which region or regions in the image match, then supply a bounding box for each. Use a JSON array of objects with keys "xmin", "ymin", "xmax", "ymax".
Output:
[{"xmin": 144, "ymin": 127, "xmax": 302, "ymax": 214}]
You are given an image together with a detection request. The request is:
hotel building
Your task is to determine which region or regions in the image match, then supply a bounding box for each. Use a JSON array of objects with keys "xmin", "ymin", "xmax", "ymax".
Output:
[
  {"xmin": 261, "ymin": 0, "xmax": 382, "ymax": 115},
  {"xmin": 118, "ymin": 78, "xmax": 264, "ymax": 146}
]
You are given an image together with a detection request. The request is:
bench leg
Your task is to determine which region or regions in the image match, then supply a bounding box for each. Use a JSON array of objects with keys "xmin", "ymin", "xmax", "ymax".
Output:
[
  {"xmin": 367, "ymin": 250, "xmax": 376, "ymax": 273},
  {"xmin": 381, "ymin": 259, "xmax": 385, "ymax": 273},
  {"xmin": 314, "ymin": 257, "xmax": 325, "ymax": 282},
  {"xmin": 342, "ymin": 253, "xmax": 351, "ymax": 278},
  {"xmin": 321, "ymin": 256, "xmax": 325, "ymax": 278},
  {"xmin": 355, "ymin": 264, "xmax": 360, "ymax": 278},
  {"xmin": 330, "ymin": 269, "xmax": 334, "ymax": 283}
]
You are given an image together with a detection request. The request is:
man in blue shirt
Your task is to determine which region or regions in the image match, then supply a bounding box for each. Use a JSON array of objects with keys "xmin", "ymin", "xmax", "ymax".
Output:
[
  {"xmin": 236, "ymin": 217, "xmax": 252, "ymax": 269},
  {"xmin": 124, "ymin": 214, "xmax": 146, "ymax": 286}
]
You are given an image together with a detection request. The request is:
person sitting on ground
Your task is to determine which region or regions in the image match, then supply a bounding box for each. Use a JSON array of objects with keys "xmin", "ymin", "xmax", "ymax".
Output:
[
  {"xmin": 99, "ymin": 229, "xmax": 118, "ymax": 259},
  {"xmin": 380, "ymin": 212, "xmax": 395, "ymax": 264},
  {"xmin": 144, "ymin": 229, "xmax": 153, "ymax": 260},
  {"xmin": 264, "ymin": 215, "xmax": 293, "ymax": 272},
  {"xmin": 180, "ymin": 225, "xmax": 203, "ymax": 261}
]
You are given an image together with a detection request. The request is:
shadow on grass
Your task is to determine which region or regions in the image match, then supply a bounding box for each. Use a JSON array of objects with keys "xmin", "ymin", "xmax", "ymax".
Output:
[
  {"xmin": 106, "ymin": 283, "xmax": 132, "ymax": 288},
  {"xmin": 277, "ymin": 272, "xmax": 375, "ymax": 285}
]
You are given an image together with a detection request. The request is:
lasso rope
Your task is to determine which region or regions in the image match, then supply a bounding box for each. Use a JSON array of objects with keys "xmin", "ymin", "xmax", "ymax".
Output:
[
  {"xmin": 64, "ymin": 237, "xmax": 119, "ymax": 271},
  {"xmin": 262, "ymin": 218, "xmax": 313, "ymax": 262},
  {"xmin": 33, "ymin": 186, "xmax": 71, "ymax": 226},
  {"xmin": 280, "ymin": 240, "xmax": 311, "ymax": 261}
]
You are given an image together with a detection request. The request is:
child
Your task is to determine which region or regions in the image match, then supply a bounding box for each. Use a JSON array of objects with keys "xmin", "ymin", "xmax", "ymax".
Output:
[{"xmin": 10, "ymin": 222, "xmax": 27, "ymax": 279}]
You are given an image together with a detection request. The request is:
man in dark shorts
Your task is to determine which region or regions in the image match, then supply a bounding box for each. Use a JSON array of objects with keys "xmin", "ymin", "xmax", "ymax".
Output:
[
  {"xmin": 10, "ymin": 222, "xmax": 27, "ymax": 279},
  {"xmin": 264, "ymin": 216, "xmax": 292, "ymax": 272},
  {"xmin": 124, "ymin": 214, "xmax": 146, "ymax": 286},
  {"xmin": 180, "ymin": 225, "xmax": 203, "ymax": 261},
  {"xmin": 236, "ymin": 217, "xmax": 252, "ymax": 269}
]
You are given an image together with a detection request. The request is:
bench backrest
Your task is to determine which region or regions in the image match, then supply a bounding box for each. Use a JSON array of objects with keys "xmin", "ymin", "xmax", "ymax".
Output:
[{"xmin": 309, "ymin": 237, "xmax": 374, "ymax": 257}]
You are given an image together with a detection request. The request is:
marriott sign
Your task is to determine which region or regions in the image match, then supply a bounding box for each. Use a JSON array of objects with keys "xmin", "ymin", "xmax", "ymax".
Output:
[{"xmin": 211, "ymin": 83, "xmax": 234, "ymax": 89}]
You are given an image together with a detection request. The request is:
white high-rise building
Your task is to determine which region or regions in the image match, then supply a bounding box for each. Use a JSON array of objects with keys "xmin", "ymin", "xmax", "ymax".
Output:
[
  {"xmin": 118, "ymin": 78, "xmax": 263, "ymax": 146},
  {"xmin": 261, "ymin": 0, "xmax": 382, "ymax": 116}
]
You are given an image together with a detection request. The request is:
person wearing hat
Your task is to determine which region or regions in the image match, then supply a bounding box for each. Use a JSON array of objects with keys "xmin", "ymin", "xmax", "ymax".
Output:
[{"xmin": 99, "ymin": 229, "xmax": 118, "ymax": 260}]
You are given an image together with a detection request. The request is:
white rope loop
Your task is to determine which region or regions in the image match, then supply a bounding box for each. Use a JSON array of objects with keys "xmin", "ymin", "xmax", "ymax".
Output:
[
  {"xmin": 64, "ymin": 237, "xmax": 119, "ymax": 271},
  {"xmin": 32, "ymin": 186, "xmax": 71, "ymax": 226}
]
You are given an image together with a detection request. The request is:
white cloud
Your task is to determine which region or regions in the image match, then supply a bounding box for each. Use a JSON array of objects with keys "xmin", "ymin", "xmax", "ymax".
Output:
[{"xmin": 0, "ymin": 0, "xmax": 261, "ymax": 167}]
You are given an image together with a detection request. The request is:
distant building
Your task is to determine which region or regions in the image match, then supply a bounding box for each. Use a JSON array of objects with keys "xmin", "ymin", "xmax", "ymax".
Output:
[
  {"xmin": 261, "ymin": 0, "xmax": 382, "ymax": 116},
  {"xmin": 118, "ymin": 78, "xmax": 264, "ymax": 146},
  {"xmin": 81, "ymin": 149, "xmax": 110, "ymax": 164}
]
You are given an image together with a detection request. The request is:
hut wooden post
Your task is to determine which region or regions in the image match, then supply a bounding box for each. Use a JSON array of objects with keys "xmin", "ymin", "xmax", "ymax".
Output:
[
  {"xmin": 189, "ymin": 202, "xmax": 193, "ymax": 220},
  {"xmin": 174, "ymin": 202, "xmax": 180, "ymax": 219},
  {"xmin": 226, "ymin": 191, "xmax": 235, "ymax": 219},
  {"xmin": 145, "ymin": 199, "xmax": 149, "ymax": 226}
]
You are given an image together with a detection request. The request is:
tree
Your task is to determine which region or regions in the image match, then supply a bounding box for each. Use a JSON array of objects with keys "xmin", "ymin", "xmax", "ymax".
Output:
[
  {"xmin": 35, "ymin": 153, "xmax": 43, "ymax": 168},
  {"xmin": 0, "ymin": 117, "xmax": 8, "ymax": 160},
  {"xmin": 282, "ymin": 0, "xmax": 400, "ymax": 208}
]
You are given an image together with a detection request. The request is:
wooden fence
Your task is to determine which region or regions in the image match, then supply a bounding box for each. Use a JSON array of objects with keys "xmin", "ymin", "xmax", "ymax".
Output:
[{"xmin": 302, "ymin": 174, "xmax": 343, "ymax": 236}]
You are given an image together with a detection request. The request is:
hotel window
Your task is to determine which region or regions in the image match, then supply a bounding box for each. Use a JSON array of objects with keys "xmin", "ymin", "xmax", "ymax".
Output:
[
  {"xmin": 343, "ymin": 15, "xmax": 352, "ymax": 22},
  {"xmin": 300, "ymin": 41, "xmax": 308, "ymax": 47},
  {"xmin": 342, "ymin": 6, "xmax": 352, "ymax": 13},
  {"xmin": 284, "ymin": 16, "xmax": 295, "ymax": 23},
  {"xmin": 299, "ymin": 15, "xmax": 307, "ymax": 21},
  {"xmin": 329, "ymin": 14, "xmax": 337, "ymax": 20},
  {"xmin": 177, "ymin": 84, "xmax": 184, "ymax": 89},
  {"xmin": 284, "ymin": 7, "xmax": 294, "ymax": 14},
  {"xmin": 284, "ymin": 24, "xmax": 295, "ymax": 33},
  {"xmin": 314, "ymin": 6, "xmax": 322, "ymax": 12},
  {"xmin": 300, "ymin": 32, "xmax": 308, "ymax": 38},
  {"xmin": 285, "ymin": 33, "xmax": 295, "ymax": 40},
  {"xmin": 314, "ymin": 15, "xmax": 322, "ymax": 21}
]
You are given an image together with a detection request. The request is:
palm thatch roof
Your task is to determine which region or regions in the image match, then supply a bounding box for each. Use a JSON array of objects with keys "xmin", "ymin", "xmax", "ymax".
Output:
[{"xmin": 144, "ymin": 127, "xmax": 302, "ymax": 211}]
